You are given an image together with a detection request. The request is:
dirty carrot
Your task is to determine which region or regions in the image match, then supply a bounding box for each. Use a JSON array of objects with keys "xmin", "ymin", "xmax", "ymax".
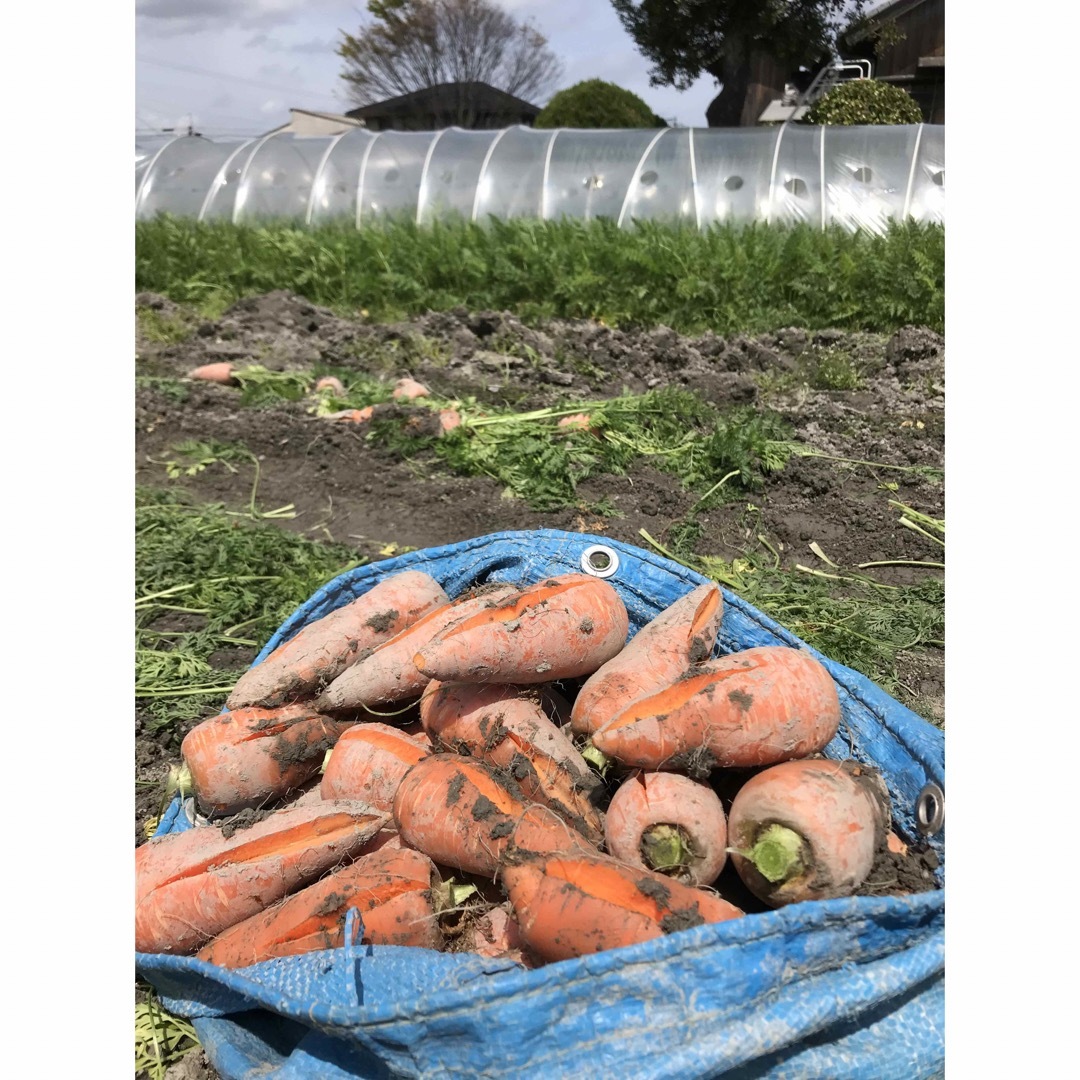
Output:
[
  {"xmin": 592, "ymin": 645, "xmax": 841, "ymax": 774},
  {"xmin": 413, "ymin": 573, "xmax": 629, "ymax": 685},
  {"xmin": 500, "ymin": 850, "xmax": 743, "ymax": 963},
  {"xmin": 604, "ymin": 770, "xmax": 729, "ymax": 887},
  {"xmin": 392, "ymin": 754, "xmax": 556, "ymax": 877},
  {"xmin": 726, "ymin": 758, "xmax": 892, "ymax": 907},
  {"xmin": 227, "ymin": 570, "xmax": 449, "ymax": 710},
  {"xmin": 571, "ymin": 582, "xmax": 722, "ymax": 736},
  {"xmin": 195, "ymin": 845, "xmax": 443, "ymax": 967},
  {"xmin": 135, "ymin": 800, "xmax": 388, "ymax": 955},
  {"xmin": 182, "ymin": 703, "xmax": 356, "ymax": 815},
  {"xmin": 187, "ymin": 361, "xmax": 236, "ymax": 385},
  {"xmin": 320, "ymin": 722, "xmax": 431, "ymax": 811},
  {"xmin": 315, "ymin": 584, "xmax": 521, "ymax": 712}
]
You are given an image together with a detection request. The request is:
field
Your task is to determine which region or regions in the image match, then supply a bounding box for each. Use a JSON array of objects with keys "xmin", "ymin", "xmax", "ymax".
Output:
[{"xmin": 134, "ymin": 218, "xmax": 944, "ymax": 1079}]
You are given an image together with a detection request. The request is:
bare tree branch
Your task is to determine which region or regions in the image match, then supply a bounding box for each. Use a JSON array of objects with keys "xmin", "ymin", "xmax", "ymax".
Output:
[{"xmin": 338, "ymin": 0, "xmax": 564, "ymax": 122}]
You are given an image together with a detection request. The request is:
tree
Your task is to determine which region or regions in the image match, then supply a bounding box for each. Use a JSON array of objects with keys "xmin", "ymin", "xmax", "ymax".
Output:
[
  {"xmin": 610, "ymin": 1, "xmax": 864, "ymax": 128},
  {"xmin": 338, "ymin": 0, "xmax": 563, "ymax": 125},
  {"xmin": 534, "ymin": 79, "xmax": 664, "ymax": 129},
  {"xmin": 803, "ymin": 79, "xmax": 923, "ymax": 125}
]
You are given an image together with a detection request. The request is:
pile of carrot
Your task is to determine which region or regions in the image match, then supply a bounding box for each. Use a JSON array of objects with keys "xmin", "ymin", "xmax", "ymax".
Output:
[{"xmin": 137, "ymin": 568, "xmax": 909, "ymax": 970}]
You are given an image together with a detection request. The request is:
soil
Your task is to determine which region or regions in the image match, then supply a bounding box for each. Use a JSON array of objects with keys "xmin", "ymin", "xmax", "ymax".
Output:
[{"xmin": 134, "ymin": 291, "xmax": 945, "ymax": 1080}]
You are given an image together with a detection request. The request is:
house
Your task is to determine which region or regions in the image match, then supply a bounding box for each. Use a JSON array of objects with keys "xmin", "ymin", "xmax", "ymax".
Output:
[
  {"xmin": 345, "ymin": 82, "xmax": 541, "ymax": 132},
  {"xmin": 266, "ymin": 108, "xmax": 367, "ymax": 137},
  {"xmin": 753, "ymin": 0, "xmax": 944, "ymax": 124},
  {"xmin": 842, "ymin": 0, "xmax": 945, "ymax": 123}
]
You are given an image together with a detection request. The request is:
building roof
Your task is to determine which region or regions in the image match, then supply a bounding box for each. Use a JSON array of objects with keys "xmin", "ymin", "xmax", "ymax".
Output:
[
  {"xmin": 849, "ymin": 0, "xmax": 936, "ymax": 42},
  {"xmin": 346, "ymin": 81, "xmax": 541, "ymax": 120}
]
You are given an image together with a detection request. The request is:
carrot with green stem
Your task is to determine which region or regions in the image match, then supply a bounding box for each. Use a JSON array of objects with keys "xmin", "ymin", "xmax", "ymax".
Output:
[
  {"xmin": 604, "ymin": 770, "xmax": 729, "ymax": 887},
  {"xmin": 195, "ymin": 845, "xmax": 444, "ymax": 966},
  {"xmin": 181, "ymin": 703, "xmax": 356, "ymax": 815},
  {"xmin": 413, "ymin": 574, "xmax": 629, "ymax": 685},
  {"xmin": 135, "ymin": 800, "xmax": 388, "ymax": 955},
  {"xmin": 726, "ymin": 758, "xmax": 892, "ymax": 907},
  {"xmin": 570, "ymin": 582, "xmax": 723, "ymax": 737},
  {"xmin": 227, "ymin": 570, "xmax": 449, "ymax": 710},
  {"xmin": 315, "ymin": 584, "xmax": 520, "ymax": 712},
  {"xmin": 592, "ymin": 645, "xmax": 841, "ymax": 774}
]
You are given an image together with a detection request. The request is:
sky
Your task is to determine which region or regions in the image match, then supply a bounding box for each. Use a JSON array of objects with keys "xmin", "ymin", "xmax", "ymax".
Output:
[{"xmin": 136, "ymin": 0, "xmax": 727, "ymax": 136}]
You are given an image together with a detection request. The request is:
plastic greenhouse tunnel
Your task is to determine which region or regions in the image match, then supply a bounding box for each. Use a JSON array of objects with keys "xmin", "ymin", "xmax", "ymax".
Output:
[{"xmin": 135, "ymin": 123, "xmax": 944, "ymax": 236}]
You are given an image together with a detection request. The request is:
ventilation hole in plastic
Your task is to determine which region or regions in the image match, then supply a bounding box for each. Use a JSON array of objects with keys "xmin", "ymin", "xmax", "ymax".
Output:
[
  {"xmin": 853, "ymin": 166, "xmax": 873, "ymax": 183},
  {"xmin": 583, "ymin": 175, "xmax": 604, "ymax": 190},
  {"xmin": 385, "ymin": 168, "xmax": 400, "ymax": 183},
  {"xmin": 724, "ymin": 175, "xmax": 744, "ymax": 191},
  {"xmin": 783, "ymin": 178, "xmax": 808, "ymax": 196},
  {"xmin": 640, "ymin": 170, "xmax": 658, "ymax": 185},
  {"xmin": 440, "ymin": 170, "xmax": 453, "ymax": 183},
  {"xmin": 931, "ymin": 169, "xmax": 944, "ymax": 186}
]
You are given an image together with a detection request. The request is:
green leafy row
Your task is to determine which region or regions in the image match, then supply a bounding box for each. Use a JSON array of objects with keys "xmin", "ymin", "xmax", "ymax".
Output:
[{"xmin": 136, "ymin": 216, "xmax": 944, "ymax": 335}]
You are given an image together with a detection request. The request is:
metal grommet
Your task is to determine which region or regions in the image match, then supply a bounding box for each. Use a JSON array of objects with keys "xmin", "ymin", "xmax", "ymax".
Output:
[
  {"xmin": 580, "ymin": 544, "xmax": 619, "ymax": 579},
  {"xmin": 914, "ymin": 782, "xmax": 945, "ymax": 837}
]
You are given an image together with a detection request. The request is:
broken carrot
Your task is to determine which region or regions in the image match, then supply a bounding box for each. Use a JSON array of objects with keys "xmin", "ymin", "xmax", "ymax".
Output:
[
  {"xmin": 135, "ymin": 800, "xmax": 387, "ymax": 955},
  {"xmin": 413, "ymin": 574, "xmax": 629, "ymax": 685},
  {"xmin": 182, "ymin": 702, "xmax": 356, "ymax": 816},
  {"xmin": 570, "ymin": 582, "xmax": 722, "ymax": 736},
  {"xmin": 592, "ymin": 645, "xmax": 841, "ymax": 773},
  {"xmin": 320, "ymin": 721, "xmax": 431, "ymax": 811},
  {"xmin": 195, "ymin": 845, "xmax": 443, "ymax": 967},
  {"xmin": 227, "ymin": 570, "xmax": 449, "ymax": 710}
]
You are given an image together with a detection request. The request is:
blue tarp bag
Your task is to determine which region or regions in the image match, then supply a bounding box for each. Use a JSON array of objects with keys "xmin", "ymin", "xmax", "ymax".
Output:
[{"xmin": 137, "ymin": 529, "xmax": 945, "ymax": 1079}]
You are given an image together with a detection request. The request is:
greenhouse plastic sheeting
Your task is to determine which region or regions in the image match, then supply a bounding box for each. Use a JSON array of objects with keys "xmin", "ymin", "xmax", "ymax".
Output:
[
  {"xmin": 136, "ymin": 529, "xmax": 945, "ymax": 1080},
  {"xmin": 134, "ymin": 123, "xmax": 944, "ymax": 234}
]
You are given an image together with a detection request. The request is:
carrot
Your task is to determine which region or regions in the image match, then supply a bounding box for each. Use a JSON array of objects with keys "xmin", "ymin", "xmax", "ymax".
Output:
[
  {"xmin": 570, "ymin": 583, "xmax": 722, "ymax": 736},
  {"xmin": 392, "ymin": 754, "xmax": 557, "ymax": 876},
  {"xmin": 726, "ymin": 758, "xmax": 892, "ymax": 907},
  {"xmin": 315, "ymin": 584, "xmax": 520, "ymax": 712},
  {"xmin": 135, "ymin": 800, "xmax": 387, "ymax": 954},
  {"xmin": 500, "ymin": 850, "xmax": 744, "ymax": 963},
  {"xmin": 320, "ymin": 722, "xmax": 431, "ymax": 811},
  {"xmin": 439, "ymin": 409, "xmax": 461, "ymax": 434},
  {"xmin": 188, "ymin": 361, "xmax": 236, "ymax": 385},
  {"xmin": 392, "ymin": 377, "xmax": 431, "ymax": 400},
  {"xmin": 227, "ymin": 570, "xmax": 449, "ymax": 710},
  {"xmin": 461, "ymin": 903, "xmax": 537, "ymax": 967},
  {"xmin": 195, "ymin": 845, "xmax": 443, "ymax": 967},
  {"xmin": 419, "ymin": 686, "xmax": 604, "ymax": 839},
  {"xmin": 592, "ymin": 645, "xmax": 841, "ymax": 774},
  {"xmin": 413, "ymin": 574, "xmax": 629, "ymax": 685},
  {"xmin": 314, "ymin": 375, "xmax": 345, "ymax": 396},
  {"xmin": 604, "ymin": 770, "xmax": 729, "ymax": 887},
  {"xmin": 182, "ymin": 703, "xmax": 357, "ymax": 815}
]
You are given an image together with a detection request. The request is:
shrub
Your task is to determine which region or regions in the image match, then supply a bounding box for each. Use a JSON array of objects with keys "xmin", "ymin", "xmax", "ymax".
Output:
[
  {"xmin": 803, "ymin": 79, "xmax": 924, "ymax": 126},
  {"xmin": 535, "ymin": 79, "xmax": 663, "ymax": 129}
]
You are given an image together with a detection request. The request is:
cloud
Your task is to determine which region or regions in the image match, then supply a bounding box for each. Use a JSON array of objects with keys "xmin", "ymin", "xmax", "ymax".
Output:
[
  {"xmin": 243, "ymin": 31, "xmax": 337, "ymax": 55},
  {"xmin": 137, "ymin": 0, "xmax": 308, "ymax": 36}
]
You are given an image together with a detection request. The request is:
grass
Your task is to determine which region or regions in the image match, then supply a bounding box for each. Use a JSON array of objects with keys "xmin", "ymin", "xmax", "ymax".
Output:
[
  {"xmin": 135, "ymin": 487, "xmax": 364, "ymax": 730},
  {"xmin": 135, "ymin": 986, "xmax": 199, "ymax": 1079},
  {"xmin": 135, "ymin": 216, "xmax": 944, "ymax": 335}
]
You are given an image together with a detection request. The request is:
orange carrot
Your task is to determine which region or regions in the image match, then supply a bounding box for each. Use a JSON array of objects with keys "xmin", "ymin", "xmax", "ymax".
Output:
[
  {"xmin": 392, "ymin": 754, "xmax": 556, "ymax": 877},
  {"xmin": 500, "ymin": 850, "xmax": 743, "ymax": 963},
  {"xmin": 188, "ymin": 361, "xmax": 236, "ymax": 385},
  {"xmin": 592, "ymin": 645, "xmax": 841, "ymax": 774},
  {"xmin": 182, "ymin": 703, "xmax": 356, "ymax": 815},
  {"xmin": 726, "ymin": 758, "xmax": 891, "ymax": 907},
  {"xmin": 413, "ymin": 574, "xmax": 629, "ymax": 685},
  {"xmin": 320, "ymin": 722, "xmax": 431, "ymax": 811},
  {"xmin": 314, "ymin": 375, "xmax": 345, "ymax": 396},
  {"xmin": 195, "ymin": 845, "xmax": 443, "ymax": 967},
  {"xmin": 570, "ymin": 583, "xmax": 722, "ymax": 736},
  {"xmin": 604, "ymin": 771, "xmax": 728, "ymax": 887},
  {"xmin": 439, "ymin": 409, "xmax": 461, "ymax": 434},
  {"xmin": 315, "ymin": 584, "xmax": 520, "ymax": 712},
  {"xmin": 135, "ymin": 800, "xmax": 387, "ymax": 954},
  {"xmin": 227, "ymin": 570, "xmax": 449, "ymax": 710},
  {"xmin": 392, "ymin": 377, "xmax": 431, "ymax": 400}
]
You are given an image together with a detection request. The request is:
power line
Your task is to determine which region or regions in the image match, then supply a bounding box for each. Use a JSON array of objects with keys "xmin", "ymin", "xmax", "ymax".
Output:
[{"xmin": 136, "ymin": 55, "xmax": 339, "ymax": 103}]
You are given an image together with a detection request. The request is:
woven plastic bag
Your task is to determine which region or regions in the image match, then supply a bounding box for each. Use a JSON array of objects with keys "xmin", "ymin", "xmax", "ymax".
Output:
[{"xmin": 137, "ymin": 529, "xmax": 945, "ymax": 1079}]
